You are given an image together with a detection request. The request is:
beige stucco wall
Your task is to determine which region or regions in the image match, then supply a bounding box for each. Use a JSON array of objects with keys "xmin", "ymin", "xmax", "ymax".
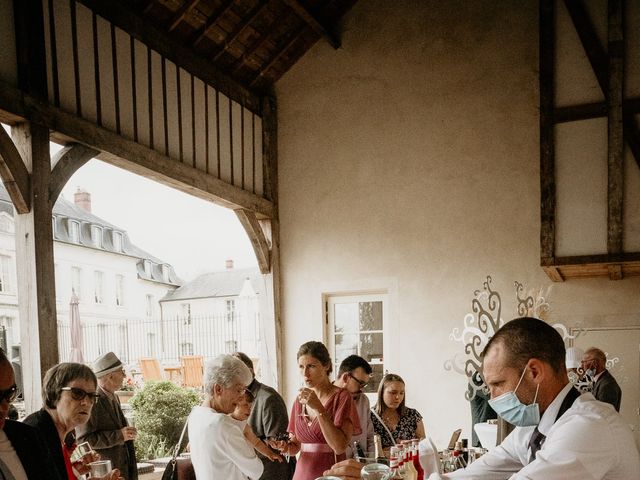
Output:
[{"xmin": 276, "ymin": 1, "xmax": 640, "ymax": 446}]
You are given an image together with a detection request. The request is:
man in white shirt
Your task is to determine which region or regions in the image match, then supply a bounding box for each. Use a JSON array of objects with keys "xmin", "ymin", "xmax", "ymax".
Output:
[
  {"xmin": 447, "ymin": 317, "xmax": 639, "ymax": 480},
  {"xmin": 333, "ymin": 355, "xmax": 373, "ymax": 458}
]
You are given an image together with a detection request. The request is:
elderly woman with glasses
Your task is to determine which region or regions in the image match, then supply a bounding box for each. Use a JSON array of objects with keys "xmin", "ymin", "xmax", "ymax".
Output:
[
  {"xmin": 188, "ymin": 354, "xmax": 263, "ymax": 480},
  {"xmin": 370, "ymin": 373, "xmax": 425, "ymax": 449},
  {"xmin": 23, "ymin": 362, "xmax": 122, "ymax": 480}
]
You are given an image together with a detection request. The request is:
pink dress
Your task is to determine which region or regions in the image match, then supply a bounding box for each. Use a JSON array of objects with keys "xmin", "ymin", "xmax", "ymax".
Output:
[{"xmin": 288, "ymin": 388, "xmax": 361, "ymax": 480}]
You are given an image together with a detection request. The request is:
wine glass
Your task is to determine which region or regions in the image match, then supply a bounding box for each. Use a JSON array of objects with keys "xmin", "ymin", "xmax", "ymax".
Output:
[
  {"xmin": 360, "ymin": 462, "xmax": 392, "ymax": 480},
  {"xmin": 89, "ymin": 460, "xmax": 112, "ymax": 477}
]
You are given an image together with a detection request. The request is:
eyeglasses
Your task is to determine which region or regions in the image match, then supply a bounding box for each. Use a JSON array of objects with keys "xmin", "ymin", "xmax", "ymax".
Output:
[
  {"xmin": 60, "ymin": 387, "xmax": 100, "ymax": 403},
  {"xmin": 348, "ymin": 373, "xmax": 368, "ymax": 389},
  {"xmin": 0, "ymin": 384, "xmax": 18, "ymax": 403}
]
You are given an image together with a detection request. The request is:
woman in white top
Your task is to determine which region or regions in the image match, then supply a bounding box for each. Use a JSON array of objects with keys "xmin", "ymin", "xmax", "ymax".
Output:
[{"xmin": 188, "ymin": 355, "xmax": 264, "ymax": 480}]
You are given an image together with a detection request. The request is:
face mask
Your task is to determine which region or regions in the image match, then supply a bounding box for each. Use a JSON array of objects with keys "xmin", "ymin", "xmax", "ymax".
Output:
[
  {"xmin": 488, "ymin": 366, "xmax": 540, "ymax": 427},
  {"xmin": 585, "ymin": 368, "xmax": 596, "ymax": 377}
]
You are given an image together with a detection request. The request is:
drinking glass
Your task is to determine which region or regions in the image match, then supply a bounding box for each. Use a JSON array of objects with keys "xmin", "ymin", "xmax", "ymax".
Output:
[
  {"xmin": 360, "ymin": 462, "xmax": 392, "ymax": 480},
  {"xmin": 125, "ymin": 412, "xmax": 136, "ymax": 427},
  {"xmin": 89, "ymin": 460, "xmax": 112, "ymax": 477},
  {"xmin": 314, "ymin": 477, "xmax": 342, "ymax": 480}
]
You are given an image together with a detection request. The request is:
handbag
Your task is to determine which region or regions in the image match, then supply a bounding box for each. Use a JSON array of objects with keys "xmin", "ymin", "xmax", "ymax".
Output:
[{"xmin": 161, "ymin": 419, "xmax": 196, "ymax": 480}]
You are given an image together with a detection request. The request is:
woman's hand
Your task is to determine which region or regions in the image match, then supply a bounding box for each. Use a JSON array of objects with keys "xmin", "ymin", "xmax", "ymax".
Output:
[
  {"xmin": 72, "ymin": 450, "xmax": 101, "ymax": 475},
  {"xmin": 323, "ymin": 459, "xmax": 363, "ymax": 480},
  {"xmin": 266, "ymin": 438, "xmax": 290, "ymax": 454},
  {"xmin": 298, "ymin": 387, "xmax": 323, "ymax": 412},
  {"xmin": 265, "ymin": 449, "xmax": 284, "ymax": 462}
]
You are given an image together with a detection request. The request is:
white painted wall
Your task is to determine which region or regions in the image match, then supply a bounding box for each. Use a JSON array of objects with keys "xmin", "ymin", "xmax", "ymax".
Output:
[{"xmin": 275, "ymin": 0, "xmax": 640, "ymax": 447}]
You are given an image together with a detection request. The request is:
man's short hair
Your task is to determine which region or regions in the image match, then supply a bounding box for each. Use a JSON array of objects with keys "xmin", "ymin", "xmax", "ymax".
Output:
[
  {"xmin": 42, "ymin": 363, "xmax": 97, "ymax": 409},
  {"xmin": 232, "ymin": 352, "xmax": 254, "ymax": 374},
  {"xmin": 482, "ymin": 317, "xmax": 566, "ymax": 373},
  {"xmin": 337, "ymin": 355, "xmax": 372, "ymax": 376},
  {"xmin": 584, "ymin": 347, "xmax": 607, "ymax": 367}
]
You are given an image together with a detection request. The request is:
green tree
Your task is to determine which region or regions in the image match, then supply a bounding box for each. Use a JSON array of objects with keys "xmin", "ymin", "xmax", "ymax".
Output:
[{"xmin": 130, "ymin": 381, "xmax": 201, "ymax": 460}]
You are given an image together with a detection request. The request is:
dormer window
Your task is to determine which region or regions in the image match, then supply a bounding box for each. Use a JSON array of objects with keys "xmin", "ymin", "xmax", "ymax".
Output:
[
  {"xmin": 143, "ymin": 260, "xmax": 152, "ymax": 277},
  {"xmin": 91, "ymin": 225, "xmax": 103, "ymax": 248},
  {"xmin": 69, "ymin": 221, "xmax": 80, "ymax": 243},
  {"xmin": 113, "ymin": 231, "xmax": 123, "ymax": 252},
  {"xmin": 161, "ymin": 264, "xmax": 170, "ymax": 282}
]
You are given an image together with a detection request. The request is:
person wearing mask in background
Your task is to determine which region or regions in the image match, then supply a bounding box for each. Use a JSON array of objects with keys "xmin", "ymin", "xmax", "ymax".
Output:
[
  {"xmin": 333, "ymin": 355, "xmax": 373, "ymax": 458},
  {"xmin": 232, "ymin": 352, "xmax": 294, "ymax": 480},
  {"xmin": 0, "ymin": 349, "xmax": 63, "ymax": 479},
  {"xmin": 77, "ymin": 352, "xmax": 138, "ymax": 480},
  {"xmin": 581, "ymin": 347, "xmax": 622, "ymax": 412}
]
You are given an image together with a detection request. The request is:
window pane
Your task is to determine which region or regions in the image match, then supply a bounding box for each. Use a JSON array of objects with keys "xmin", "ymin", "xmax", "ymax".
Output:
[
  {"xmin": 334, "ymin": 333, "xmax": 358, "ymax": 366},
  {"xmin": 359, "ymin": 301, "xmax": 382, "ymax": 331},
  {"xmin": 334, "ymin": 303, "xmax": 358, "ymax": 334},
  {"xmin": 360, "ymin": 332, "xmax": 383, "ymax": 364},
  {"xmin": 365, "ymin": 364, "xmax": 385, "ymax": 394}
]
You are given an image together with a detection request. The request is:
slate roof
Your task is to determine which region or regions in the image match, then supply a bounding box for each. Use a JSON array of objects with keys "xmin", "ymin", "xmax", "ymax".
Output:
[
  {"xmin": 0, "ymin": 186, "xmax": 181, "ymax": 286},
  {"xmin": 160, "ymin": 267, "xmax": 263, "ymax": 301}
]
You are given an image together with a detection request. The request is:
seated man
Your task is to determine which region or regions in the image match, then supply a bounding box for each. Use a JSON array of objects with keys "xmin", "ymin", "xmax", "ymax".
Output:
[{"xmin": 324, "ymin": 317, "xmax": 640, "ymax": 480}]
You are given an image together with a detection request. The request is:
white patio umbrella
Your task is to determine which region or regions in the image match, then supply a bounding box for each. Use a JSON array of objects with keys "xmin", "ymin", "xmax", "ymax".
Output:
[{"xmin": 69, "ymin": 292, "xmax": 84, "ymax": 363}]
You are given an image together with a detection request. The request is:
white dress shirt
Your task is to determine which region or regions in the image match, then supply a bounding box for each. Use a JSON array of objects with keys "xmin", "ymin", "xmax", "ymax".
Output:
[
  {"xmin": 346, "ymin": 393, "xmax": 374, "ymax": 458},
  {"xmin": 188, "ymin": 405, "xmax": 264, "ymax": 480},
  {"xmin": 443, "ymin": 383, "xmax": 640, "ymax": 480}
]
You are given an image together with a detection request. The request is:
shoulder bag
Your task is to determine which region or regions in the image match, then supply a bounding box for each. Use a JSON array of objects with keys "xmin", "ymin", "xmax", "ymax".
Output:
[{"xmin": 161, "ymin": 419, "xmax": 195, "ymax": 480}]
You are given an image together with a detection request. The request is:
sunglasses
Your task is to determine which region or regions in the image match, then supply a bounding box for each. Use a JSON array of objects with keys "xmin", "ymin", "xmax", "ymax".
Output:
[
  {"xmin": 0, "ymin": 384, "xmax": 18, "ymax": 403},
  {"xmin": 348, "ymin": 373, "xmax": 368, "ymax": 389},
  {"xmin": 60, "ymin": 387, "xmax": 100, "ymax": 403}
]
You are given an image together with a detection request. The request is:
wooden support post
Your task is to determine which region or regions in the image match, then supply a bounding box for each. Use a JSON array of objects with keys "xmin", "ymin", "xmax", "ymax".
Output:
[
  {"xmin": 13, "ymin": 122, "xmax": 58, "ymax": 413},
  {"xmin": 261, "ymin": 95, "xmax": 283, "ymax": 391},
  {"xmin": 235, "ymin": 209, "xmax": 270, "ymax": 274},
  {"xmin": 607, "ymin": 0, "xmax": 624, "ymax": 269},
  {"xmin": 540, "ymin": 0, "xmax": 556, "ymax": 262}
]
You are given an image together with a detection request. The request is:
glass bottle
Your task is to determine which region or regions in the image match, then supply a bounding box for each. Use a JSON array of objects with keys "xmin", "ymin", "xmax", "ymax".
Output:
[{"xmin": 373, "ymin": 434, "xmax": 389, "ymax": 466}]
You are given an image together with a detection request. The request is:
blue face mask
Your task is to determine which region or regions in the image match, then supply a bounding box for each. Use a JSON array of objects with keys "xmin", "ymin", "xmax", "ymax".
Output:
[{"xmin": 488, "ymin": 366, "xmax": 540, "ymax": 427}]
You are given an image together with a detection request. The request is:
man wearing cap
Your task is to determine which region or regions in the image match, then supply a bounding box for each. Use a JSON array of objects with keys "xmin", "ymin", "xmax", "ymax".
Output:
[{"xmin": 77, "ymin": 352, "xmax": 138, "ymax": 480}]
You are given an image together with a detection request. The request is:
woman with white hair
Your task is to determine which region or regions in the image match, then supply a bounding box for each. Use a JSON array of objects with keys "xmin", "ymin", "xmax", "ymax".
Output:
[{"xmin": 188, "ymin": 354, "xmax": 264, "ymax": 480}]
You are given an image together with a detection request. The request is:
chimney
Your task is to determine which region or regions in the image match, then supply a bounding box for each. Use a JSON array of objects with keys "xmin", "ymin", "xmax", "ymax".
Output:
[
  {"xmin": 225, "ymin": 259, "xmax": 234, "ymax": 270},
  {"xmin": 74, "ymin": 187, "xmax": 91, "ymax": 213}
]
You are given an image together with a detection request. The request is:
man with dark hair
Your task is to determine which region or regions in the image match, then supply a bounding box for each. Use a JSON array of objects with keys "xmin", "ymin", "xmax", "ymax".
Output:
[
  {"xmin": 232, "ymin": 352, "xmax": 293, "ymax": 480},
  {"xmin": 333, "ymin": 355, "xmax": 373, "ymax": 458},
  {"xmin": 0, "ymin": 350, "xmax": 63, "ymax": 479},
  {"xmin": 444, "ymin": 317, "xmax": 639, "ymax": 479},
  {"xmin": 581, "ymin": 347, "xmax": 622, "ymax": 412}
]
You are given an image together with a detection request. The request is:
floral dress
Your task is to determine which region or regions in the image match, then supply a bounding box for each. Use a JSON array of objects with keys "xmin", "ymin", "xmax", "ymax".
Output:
[
  {"xmin": 287, "ymin": 388, "xmax": 361, "ymax": 480},
  {"xmin": 371, "ymin": 407, "xmax": 422, "ymax": 448}
]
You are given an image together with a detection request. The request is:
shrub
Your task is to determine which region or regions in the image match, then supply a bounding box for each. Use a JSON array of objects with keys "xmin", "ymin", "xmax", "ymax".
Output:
[{"xmin": 130, "ymin": 381, "xmax": 201, "ymax": 460}]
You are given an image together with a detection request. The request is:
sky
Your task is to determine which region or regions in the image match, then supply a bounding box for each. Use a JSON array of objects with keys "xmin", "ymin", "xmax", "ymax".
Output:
[{"xmin": 55, "ymin": 143, "xmax": 258, "ymax": 281}]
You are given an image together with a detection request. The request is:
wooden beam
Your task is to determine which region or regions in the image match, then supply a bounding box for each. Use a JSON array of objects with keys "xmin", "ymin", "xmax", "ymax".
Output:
[
  {"xmin": 235, "ymin": 209, "xmax": 270, "ymax": 273},
  {"xmin": 540, "ymin": 0, "xmax": 556, "ymax": 261},
  {"xmin": 167, "ymin": 0, "xmax": 201, "ymax": 32},
  {"xmin": 192, "ymin": 0, "xmax": 235, "ymax": 47},
  {"xmin": 542, "ymin": 252, "xmax": 640, "ymax": 265},
  {"xmin": 554, "ymin": 97, "xmax": 640, "ymax": 123},
  {"xmin": 0, "ymin": 80, "xmax": 274, "ymax": 218},
  {"xmin": 0, "ymin": 126, "xmax": 30, "ymax": 213},
  {"xmin": 281, "ymin": 0, "xmax": 340, "ymax": 49},
  {"xmin": 250, "ymin": 24, "xmax": 306, "ymax": 86},
  {"xmin": 607, "ymin": 264, "xmax": 623, "ymax": 280},
  {"xmin": 564, "ymin": 0, "xmax": 640, "ymax": 165},
  {"xmin": 49, "ymin": 143, "xmax": 99, "ymax": 203},
  {"xmin": 12, "ymin": 122, "xmax": 58, "ymax": 413},
  {"xmin": 211, "ymin": 0, "xmax": 270, "ymax": 62},
  {"xmin": 542, "ymin": 265, "xmax": 565, "ymax": 282},
  {"xmin": 75, "ymin": 0, "xmax": 262, "ymax": 114},
  {"xmin": 607, "ymin": 0, "xmax": 624, "ymax": 254}
]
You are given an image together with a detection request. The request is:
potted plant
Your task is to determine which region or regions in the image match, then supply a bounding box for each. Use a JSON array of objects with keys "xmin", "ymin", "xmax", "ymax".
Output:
[{"xmin": 115, "ymin": 377, "xmax": 137, "ymax": 404}]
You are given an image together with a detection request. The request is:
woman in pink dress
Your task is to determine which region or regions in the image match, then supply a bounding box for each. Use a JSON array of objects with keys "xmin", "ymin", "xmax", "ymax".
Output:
[{"xmin": 271, "ymin": 341, "xmax": 361, "ymax": 480}]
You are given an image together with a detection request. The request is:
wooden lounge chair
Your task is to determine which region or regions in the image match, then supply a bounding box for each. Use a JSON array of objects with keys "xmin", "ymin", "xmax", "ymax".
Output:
[
  {"xmin": 138, "ymin": 357, "xmax": 163, "ymax": 382},
  {"xmin": 180, "ymin": 355, "xmax": 204, "ymax": 388}
]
